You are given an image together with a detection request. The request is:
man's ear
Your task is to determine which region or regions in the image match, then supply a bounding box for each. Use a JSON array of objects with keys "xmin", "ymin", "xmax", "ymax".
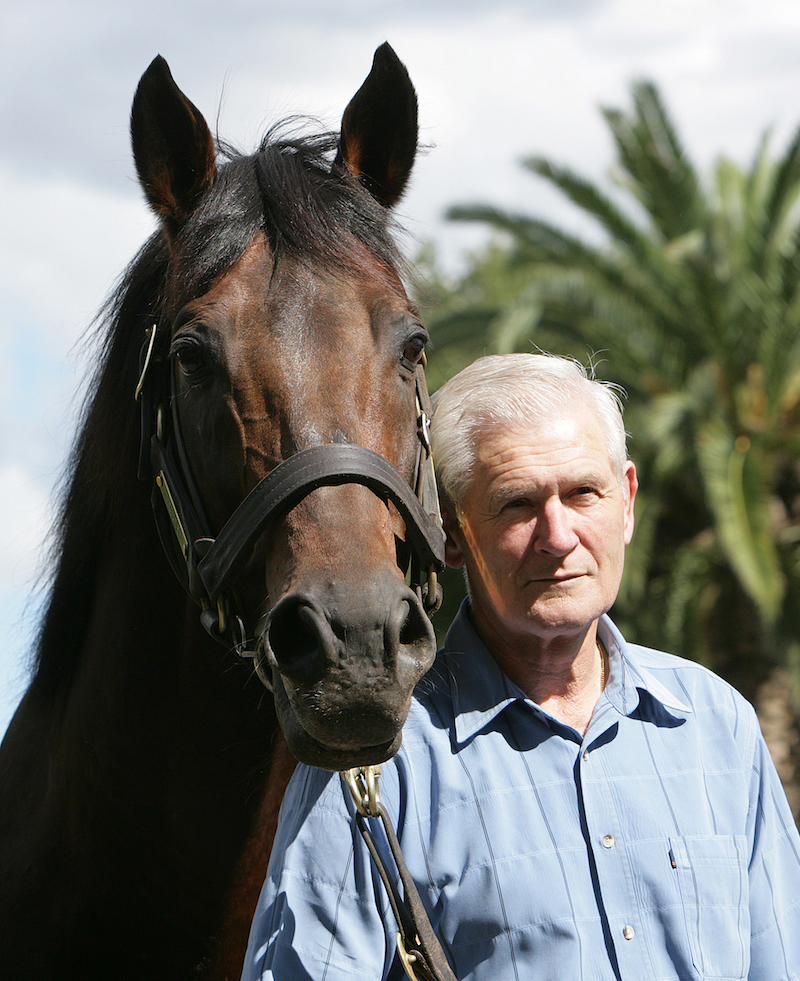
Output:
[
  {"xmin": 441, "ymin": 500, "xmax": 466, "ymax": 569},
  {"xmin": 623, "ymin": 461, "xmax": 638, "ymax": 546}
]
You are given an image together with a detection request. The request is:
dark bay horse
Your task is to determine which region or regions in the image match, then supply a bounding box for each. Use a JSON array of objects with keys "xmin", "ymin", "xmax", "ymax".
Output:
[{"xmin": 0, "ymin": 44, "xmax": 443, "ymax": 980}]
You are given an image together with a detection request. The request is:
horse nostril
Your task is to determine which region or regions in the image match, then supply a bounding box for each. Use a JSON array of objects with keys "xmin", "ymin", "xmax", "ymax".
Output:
[
  {"xmin": 390, "ymin": 592, "xmax": 436, "ymax": 658},
  {"xmin": 266, "ymin": 597, "xmax": 329, "ymax": 687},
  {"xmin": 266, "ymin": 584, "xmax": 436, "ymax": 699}
]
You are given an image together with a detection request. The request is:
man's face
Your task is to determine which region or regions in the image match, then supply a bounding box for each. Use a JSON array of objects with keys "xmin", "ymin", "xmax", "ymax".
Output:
[{"xmin": 444, "ymin": 406, "xmax": 637, "ymax": 650}]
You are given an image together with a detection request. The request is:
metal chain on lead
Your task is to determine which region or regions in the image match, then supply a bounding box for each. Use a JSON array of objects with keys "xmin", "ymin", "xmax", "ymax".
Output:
[{"xmin": 342, "ymin": 765, "xmax": 382, "ymax": 817}]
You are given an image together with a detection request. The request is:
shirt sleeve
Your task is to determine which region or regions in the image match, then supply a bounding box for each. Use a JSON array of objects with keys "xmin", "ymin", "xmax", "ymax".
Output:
[
  {"xmin": 747, "ymin": 721, "xmax": 800, "ymax": 979},
  {"xmin": 240, "ymin": 765, "xmax": 401, "ymax": 981}
]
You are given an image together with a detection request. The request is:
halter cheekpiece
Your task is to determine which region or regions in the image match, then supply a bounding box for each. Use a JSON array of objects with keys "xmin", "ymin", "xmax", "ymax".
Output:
[{"xmin": 135, "ymin": 322, "xmax": 445, "ymax": 657}]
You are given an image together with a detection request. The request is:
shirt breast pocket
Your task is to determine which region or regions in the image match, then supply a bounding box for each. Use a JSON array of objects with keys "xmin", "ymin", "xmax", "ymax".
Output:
[{"xmin": 669, "ymin": 834, "xmax": 749, "ymax": 979}]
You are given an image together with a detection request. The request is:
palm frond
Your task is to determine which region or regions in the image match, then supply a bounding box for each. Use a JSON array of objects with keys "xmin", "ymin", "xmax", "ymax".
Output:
[
  {"xmin": 696, "ymin": 420, "xmax": 785, "ymax": 623},
  {"xmin": 761, "ymin": 123, "xmax": 800, "ymax": 262},
  {"xmin": 522, "ymin": 156, "xmax": 654, "ymax": 249},
  {"xmin": 602, "ymin": 81, "xmax": 706, "ymax": 241}
]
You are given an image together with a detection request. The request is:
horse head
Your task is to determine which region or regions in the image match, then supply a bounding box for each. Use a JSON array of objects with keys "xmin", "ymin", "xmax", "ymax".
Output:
[{"xmin": 129, "ymin": 45, "xmax": 444, "ymax": 771}]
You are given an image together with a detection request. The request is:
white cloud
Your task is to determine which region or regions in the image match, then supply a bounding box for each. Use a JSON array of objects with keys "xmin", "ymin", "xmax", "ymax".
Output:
[
  {"xmin": 0, "ymin": 169, "xmax": 154, "ymax": 345},
  {"xmin": 0, "ymin": 461, "xmax": 52, "ymax": 591}
]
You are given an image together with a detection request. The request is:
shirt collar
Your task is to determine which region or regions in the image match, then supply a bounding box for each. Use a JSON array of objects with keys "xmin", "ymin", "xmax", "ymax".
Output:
[
  {"xmin": 598, "ymin": 616, "xmax": 692, "ymax": 717},
  {"xmin": 439, "ymin": 602, "xmax": 691, "ymax": 746},
  {"xmin": 440, "ymin": 604, "xmax": 526, "ymax": 746}
]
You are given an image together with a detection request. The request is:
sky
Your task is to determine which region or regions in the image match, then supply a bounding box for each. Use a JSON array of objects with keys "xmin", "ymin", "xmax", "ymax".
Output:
[{"xmin": 4, "ymin": 0, "xmax": 800, "ymax": 737}]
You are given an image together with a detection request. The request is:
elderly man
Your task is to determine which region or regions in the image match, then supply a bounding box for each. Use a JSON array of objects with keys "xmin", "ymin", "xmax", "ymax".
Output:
[{"xmin": 242, "ymin": 353, "xmax": 800, "ymax": 981}]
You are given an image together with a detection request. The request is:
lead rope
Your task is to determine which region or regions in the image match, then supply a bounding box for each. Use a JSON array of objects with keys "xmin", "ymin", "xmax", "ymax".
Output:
[{"xmin": 341, "ymin": 767, "xmax": 457, "ymax": 981}]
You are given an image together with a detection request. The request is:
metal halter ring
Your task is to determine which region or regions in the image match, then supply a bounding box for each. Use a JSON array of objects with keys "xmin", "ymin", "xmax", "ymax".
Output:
[{"xmin": 341, "ymin": 765, "xmax": 382, "ymax": 817}]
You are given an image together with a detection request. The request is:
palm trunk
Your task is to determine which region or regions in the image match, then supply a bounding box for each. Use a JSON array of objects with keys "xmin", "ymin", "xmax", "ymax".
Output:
[
  {"xmin": 706, "ymin": 582, "xmax": 800, "ymax": 825},
  {"xmin": 755, "ymin": 668, "xmax": 800, "ymax": 823}
]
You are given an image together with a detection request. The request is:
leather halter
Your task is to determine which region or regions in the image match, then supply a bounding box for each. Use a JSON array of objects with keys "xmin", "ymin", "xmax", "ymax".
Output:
[{"xmin": 135, "ymin": 323, "xmax": 445, "ymax": 654}]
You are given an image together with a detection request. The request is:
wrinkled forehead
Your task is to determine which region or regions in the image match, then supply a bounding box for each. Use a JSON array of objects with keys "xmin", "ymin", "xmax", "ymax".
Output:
[{"xmin": 470, "ymin": 406, "xmax": 622, "ymax": 485}]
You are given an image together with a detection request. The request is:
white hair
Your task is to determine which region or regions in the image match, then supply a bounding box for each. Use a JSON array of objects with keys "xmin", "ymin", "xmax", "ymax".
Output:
[{"xmin": 430, "ymin": 353, "xmax": 629, "ymax": 514}]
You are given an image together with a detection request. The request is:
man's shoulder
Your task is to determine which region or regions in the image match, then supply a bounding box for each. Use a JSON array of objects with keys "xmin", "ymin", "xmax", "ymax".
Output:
[
  {"xmin": 627, "ymin": 641, "xmax": 713, "ymax": 675},
  {"xmin": 625, "ymin": 640, "xmax": 758, "ymax": 727},
  {"xmin": 628, "ymin": 641, "xmax": 736, "ymax": 686}
]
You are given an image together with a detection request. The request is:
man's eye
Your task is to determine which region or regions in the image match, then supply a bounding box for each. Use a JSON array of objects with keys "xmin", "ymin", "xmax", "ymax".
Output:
[{"xmin": 502, "ymin": 499, "xmax": 530, "ymax": 512}]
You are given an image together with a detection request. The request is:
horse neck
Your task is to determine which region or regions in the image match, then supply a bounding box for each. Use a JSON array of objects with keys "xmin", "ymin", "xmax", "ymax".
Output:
[
  {"xmin": 0, "ymin": 426, "xmax": 280, "ymax": 976},
  {"xmin": 30, "ymin": 460, "xmax": 273, "ymax": 812}
]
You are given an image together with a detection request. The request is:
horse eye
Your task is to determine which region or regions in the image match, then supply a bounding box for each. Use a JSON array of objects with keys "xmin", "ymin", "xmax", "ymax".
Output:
[
  {"xmin": 172, "ymin": 341, "xmax": 209, "ymax": 381},
  {"xmin": 401, "ymin": 335, "xmax": 426, "ymax": 368}
]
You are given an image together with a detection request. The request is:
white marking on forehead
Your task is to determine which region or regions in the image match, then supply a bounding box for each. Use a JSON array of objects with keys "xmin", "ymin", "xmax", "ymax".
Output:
[{"xmin": 294, "ymin": 424, "xmax": 324, "ymax": 449}]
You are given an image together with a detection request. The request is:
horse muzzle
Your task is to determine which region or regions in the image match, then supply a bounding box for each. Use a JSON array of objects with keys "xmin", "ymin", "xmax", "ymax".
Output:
[{"xmin": 255, "ymin": 576, "xmax": 436, "ymax": 769}]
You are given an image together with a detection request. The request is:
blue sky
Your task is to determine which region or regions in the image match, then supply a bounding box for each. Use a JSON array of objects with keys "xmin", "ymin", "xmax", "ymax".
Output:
[{"xmin": 4, "ymin": 0, "xmax": 800, "ymax": 736}]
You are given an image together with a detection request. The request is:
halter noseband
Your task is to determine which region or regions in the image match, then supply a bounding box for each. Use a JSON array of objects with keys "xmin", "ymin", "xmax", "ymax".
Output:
[{"xmin": 135, "ymin": 324, "xmax": 445, "ymax": 655}]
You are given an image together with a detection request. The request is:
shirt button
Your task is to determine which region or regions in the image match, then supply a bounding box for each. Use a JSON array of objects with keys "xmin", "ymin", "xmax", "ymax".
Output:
[
  {"xmin": 623, "ymin": 925, "xmax": 635, "ymax": 940},
  {"xmin": 583, "ymin": 750, "xmax": 590, "ymax": 761},
  {"xmin": 602, "ymin": 834, "xmax": 615, "ymax": 848}
]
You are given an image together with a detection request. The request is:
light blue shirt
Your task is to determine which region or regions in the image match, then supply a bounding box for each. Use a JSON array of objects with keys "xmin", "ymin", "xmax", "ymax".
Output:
[{"xmin": 242, "ymin": 603, "xmax": 800, "ymax": 980}]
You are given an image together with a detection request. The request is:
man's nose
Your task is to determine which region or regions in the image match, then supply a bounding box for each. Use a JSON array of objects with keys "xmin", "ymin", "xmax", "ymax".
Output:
[{"xmin": 533, "ymin": 499, "xmax": 579, "ymax": 555}]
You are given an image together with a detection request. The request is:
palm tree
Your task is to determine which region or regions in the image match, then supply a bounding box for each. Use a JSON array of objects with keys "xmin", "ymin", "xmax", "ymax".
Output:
[{"xmin": 419, "ymin": 82, "xmax": 800, "ymax": 816}]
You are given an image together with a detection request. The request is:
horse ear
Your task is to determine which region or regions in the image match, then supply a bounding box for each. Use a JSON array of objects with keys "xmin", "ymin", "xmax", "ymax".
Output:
[
  {"xmin": 336, "ymin": 43, "xmax": 418, "ymax": 208},
  {"xmin": 130, "ymin": 56, "xmax": 217, "ymax": 232}
]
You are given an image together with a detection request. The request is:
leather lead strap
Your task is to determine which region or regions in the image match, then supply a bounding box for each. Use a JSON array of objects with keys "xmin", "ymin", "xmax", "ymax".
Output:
[
  {"xmin": 359, "ymin": 805, "xmax": 458, "ymax": 981},
  {"xmin": 342, "ymin": 769, "xmax": 457, "ymax": 981}
]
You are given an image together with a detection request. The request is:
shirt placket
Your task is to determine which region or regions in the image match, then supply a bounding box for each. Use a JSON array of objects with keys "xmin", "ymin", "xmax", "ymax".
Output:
[{"xmin": 578, "ymin": 702, "xmax": 656, "ymax": 981}]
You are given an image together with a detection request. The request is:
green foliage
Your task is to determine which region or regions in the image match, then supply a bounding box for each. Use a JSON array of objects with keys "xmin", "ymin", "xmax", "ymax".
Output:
[{"xmin": 417, "ymin": 80, "xmax": 800, "ymax": 700}]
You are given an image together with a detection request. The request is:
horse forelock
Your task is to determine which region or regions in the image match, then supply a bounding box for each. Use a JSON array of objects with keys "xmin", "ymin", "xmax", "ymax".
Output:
[{"xmin": 171, "ymin": 123, "xmax": 408, "ymax": 304}]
